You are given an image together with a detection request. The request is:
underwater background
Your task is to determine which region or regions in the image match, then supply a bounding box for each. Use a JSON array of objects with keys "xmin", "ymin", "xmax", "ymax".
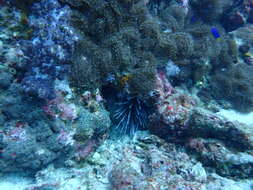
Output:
[{"xmin": 1, "ymin": 0, "xmax": 253, "ymax": 189}]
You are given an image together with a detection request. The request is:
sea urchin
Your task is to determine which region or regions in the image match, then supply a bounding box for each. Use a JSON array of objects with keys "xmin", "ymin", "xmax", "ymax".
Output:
[
  {"xmin": 101, "ymin": 85, "xmax": 151, "ymax": 136},
  {"xmin": 112, "ymin": 96, "xmax": 149, "ymax": 135}
]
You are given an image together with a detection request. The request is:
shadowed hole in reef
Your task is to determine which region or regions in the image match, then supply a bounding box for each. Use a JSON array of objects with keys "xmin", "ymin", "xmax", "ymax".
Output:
[{"xmin": 101, "ymin": 85, "xmax": 152, "ymax": 136}]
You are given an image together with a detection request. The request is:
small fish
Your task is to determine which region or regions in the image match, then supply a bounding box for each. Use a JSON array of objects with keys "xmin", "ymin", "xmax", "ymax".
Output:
[
  {"xmin": 244, "ymin": 52, "xmax": 252, "ymax": 57},
  {"xmin": 190, "ymin": 15, "xmax": 197, "ymax": 23},
  {"xmin": 211, "ymin": 27, "xmax": 220, "ymax": 39}
]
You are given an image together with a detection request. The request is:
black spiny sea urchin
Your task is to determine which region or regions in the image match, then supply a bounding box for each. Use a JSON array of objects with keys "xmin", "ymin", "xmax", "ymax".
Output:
[
  {"xmin": 112, "ymin": 96, "xmax": 149, "ymax": 135},
  {"xmin": 101, "ymin": 86, "xmax": 150, "ymax": 136}
]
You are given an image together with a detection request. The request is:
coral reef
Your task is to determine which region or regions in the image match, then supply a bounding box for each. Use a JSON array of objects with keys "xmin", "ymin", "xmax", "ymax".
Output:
[
  {"xmin": 149, "ymin": 70, "xmax": 195, "ymax": 130},
  {"xmin": 220, "ymin": 0, "xmax": 252, "ymax": 32},
  {"xmin": 68, "ymin": 0, "xmax": 159, "ymax": 98},
  {"xmin": 0, "ymin": 0, "xmax": 111, "ymax": 174},
  {"xmin": 0, "ymin": 79, "xmax": 110, "ymax": 173},
  {"xmin": 211, "ymin": 63, "xmax": 253, "ymax": 112},
  {"xmin": 190, "ymin": 0, "xmax": 231, "ymax": 22},
  {"xmin": 65, "ymin": 0, "xmax": 228, "ymax": 97},
  {"xmin": 0, "ymin": 83, "xmax": 75, "ymax": 173},
  {"xmin": 63, "ymin": 0, "xmax": 244, "ymax": 136},
  {"xmin": 20, "ymin": 133, "xmax": 208, "ymax": 190},
  {"xmin": 21, "ymin": 0, "xmax": 78, "ymax": 99},
  {"xmin": 9, "ymin": 132, "xmax": 252, "ymax": 190},
  {"xmin": 151, "ymin": 104, "xmax": 253, "ymax": 179},
  {"xmin": 187, "ymin": 137, "xmax": 253, "ymax": 179},
  {"xmin": 1, "ymin": 0, "xmax": 253, "ymax": 189}
]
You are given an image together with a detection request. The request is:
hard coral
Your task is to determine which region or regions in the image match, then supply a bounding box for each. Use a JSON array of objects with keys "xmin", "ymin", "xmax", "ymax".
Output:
[
  {"xmin": 154, "ymin": 70, "xmax": 194, "ymax": 128},
  {"xmin": 69, "ymin": 0, "xmax": 160, "ymax": 98},
  {"xmin": 67, "ymin": 0, "xmax": 236, "ymax": 102}
]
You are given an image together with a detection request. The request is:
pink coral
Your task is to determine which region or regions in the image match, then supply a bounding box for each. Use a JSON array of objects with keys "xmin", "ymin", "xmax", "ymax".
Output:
[
  {"xmin": 43, "ymin": 91, "xmax": 78, "ymax": 121},
  {"xmin": 57, "ymin": 103, "xmax": 78, "ymax": 121},
  {"xmin": 42, "ymin": 92, "xmax": 64, "ymax": 118},
  {"xmin": 154, "ymin": 70, "xmax": 195, "ymax": 127}
]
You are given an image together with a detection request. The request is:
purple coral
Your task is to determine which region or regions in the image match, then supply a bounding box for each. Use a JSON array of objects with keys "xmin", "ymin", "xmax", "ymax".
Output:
[{"xmin": 21, "ymin": 0, "xmax": 79, "ymax": 99}]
